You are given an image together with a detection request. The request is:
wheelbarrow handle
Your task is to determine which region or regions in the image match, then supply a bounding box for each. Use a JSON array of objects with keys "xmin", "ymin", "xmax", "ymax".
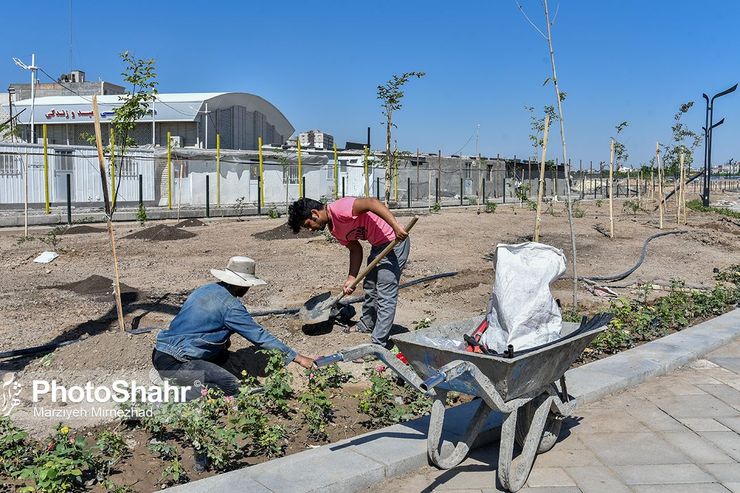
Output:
[{"xmin": 314, "ymin": 353, "xmax": 344, "ymax": 367}]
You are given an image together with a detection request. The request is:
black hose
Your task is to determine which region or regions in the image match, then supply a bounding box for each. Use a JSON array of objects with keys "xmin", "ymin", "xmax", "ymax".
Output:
[{"xmin": 583, "ymin": 230, "xmax": 688, "ymax": 283}]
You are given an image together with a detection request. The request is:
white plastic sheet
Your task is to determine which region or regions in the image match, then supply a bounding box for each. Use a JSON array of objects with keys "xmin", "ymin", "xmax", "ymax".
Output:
[{"xmin": 481, "ymin": 242, "xmax": 565, "ymax": 353}]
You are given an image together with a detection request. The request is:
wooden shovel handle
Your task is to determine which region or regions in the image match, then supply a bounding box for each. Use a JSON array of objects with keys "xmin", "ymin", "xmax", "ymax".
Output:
[{"xmin": 346, "ymin": 216, "xmax": 418, "ymax": 291}]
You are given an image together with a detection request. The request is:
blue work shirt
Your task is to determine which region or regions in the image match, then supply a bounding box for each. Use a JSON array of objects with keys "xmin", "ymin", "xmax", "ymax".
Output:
[{"xmin": 155, "ymin": 283, "xmax": 297, "ymax": 364}]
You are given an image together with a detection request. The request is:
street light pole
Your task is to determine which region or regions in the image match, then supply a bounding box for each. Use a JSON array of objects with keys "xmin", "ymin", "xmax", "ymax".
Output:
[
  {"xmin": 701, "ymin": 83, "xmax": 737, "ymax": 206},
  {"xmin": 12, "ymin": 54, "xmax": 37, "ymax": 143}
]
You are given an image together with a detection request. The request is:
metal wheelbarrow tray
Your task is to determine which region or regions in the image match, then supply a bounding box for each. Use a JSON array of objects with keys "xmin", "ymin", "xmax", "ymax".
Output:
[{"xmin": 315, "ymin": 316, "xmax": 608, "ymax": 492}]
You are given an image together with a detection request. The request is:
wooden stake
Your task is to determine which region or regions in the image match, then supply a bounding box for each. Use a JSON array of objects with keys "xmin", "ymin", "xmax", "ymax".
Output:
[
  {"xmin": 678, "ymin": 152, "xmax": 686, "ymax": 224},
  {"xmin": 533, "ymin": 115, "xmax": 551, "ymax": 242},
  {"xmin": 656, "ymin": 142, "xmax": 663, "ymax": 230},
  {"xmin": 608, "ymin": 139, "xmax": 615, "ymax": 238},
  {"xmin": 92, "ymin": 96, "xmax": 125, "ymax": 332}
]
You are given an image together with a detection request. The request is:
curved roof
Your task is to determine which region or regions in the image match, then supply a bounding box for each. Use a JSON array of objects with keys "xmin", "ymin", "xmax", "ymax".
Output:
[{"xmin": 13, "ymin": 92, "xmax": 294, "ymax": 138}]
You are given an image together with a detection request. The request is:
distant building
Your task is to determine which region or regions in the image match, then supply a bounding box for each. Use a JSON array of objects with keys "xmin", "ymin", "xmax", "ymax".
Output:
[
  {"xmin": 298, "ymin": 129, "xmax": 334, "ymax": 150},
  {"xmin": 9, "ymin": 70, "xmax": 125, "ymax": 101},
  {"xmin": 11, "ymin": 92, "xmax": 294, "ymax": 149}
]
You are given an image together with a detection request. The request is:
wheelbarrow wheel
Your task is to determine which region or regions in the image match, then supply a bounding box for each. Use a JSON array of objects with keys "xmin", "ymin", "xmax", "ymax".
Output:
[{"xmin": 514, "ymin": 387, "xmax": 562, "ymax": 454}]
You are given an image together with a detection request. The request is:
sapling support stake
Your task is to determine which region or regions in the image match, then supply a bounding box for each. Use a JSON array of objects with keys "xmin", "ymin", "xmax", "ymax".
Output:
[
  {"xmin": 656, "ymin": 142, "xmax": 664, "ymax": 229},
  {"xmin": 533, "ymin": 114, "xmax": 550, "ymax": 242},
  {"xmin": 92, "ymin": 96, "xmax": 125, "ymax": 332},
  {"xmin": 608, "ymin": 139, "xmax": 615, "ymax": 238}
]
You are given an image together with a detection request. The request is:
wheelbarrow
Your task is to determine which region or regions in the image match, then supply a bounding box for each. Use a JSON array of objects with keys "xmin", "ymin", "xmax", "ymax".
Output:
[{"xmin": 315, "ymin": 314, "xmax": 609, "ymax": 492}]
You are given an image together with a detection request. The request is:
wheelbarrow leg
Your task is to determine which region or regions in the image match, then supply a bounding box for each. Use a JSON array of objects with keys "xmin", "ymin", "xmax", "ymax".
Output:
[
  {"xmin": 427, "ymin": 395, "xmax": 492, "ymax": 469},
  {"xmin": 497, "ymin": 395, "xmax": 554, "ymax": 492}
]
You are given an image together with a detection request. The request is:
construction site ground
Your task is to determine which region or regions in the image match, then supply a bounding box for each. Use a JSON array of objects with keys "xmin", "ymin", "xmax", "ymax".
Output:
[{"xmin": 0, "ymin": 194, "xmax": 738, "ymax": 404}]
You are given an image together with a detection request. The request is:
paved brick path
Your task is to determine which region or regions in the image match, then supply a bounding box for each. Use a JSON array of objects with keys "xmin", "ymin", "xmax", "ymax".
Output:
[{"xmin": 371, "ymin": 338, "xmax": 740, "ymax": 493}]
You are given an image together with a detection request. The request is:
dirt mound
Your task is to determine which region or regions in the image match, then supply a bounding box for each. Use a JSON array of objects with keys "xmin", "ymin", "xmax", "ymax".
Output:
[
  {"xmin": 62, "ymin": 225, "xmax": 106, "ymax": 235},
  {"xmin": 254, "ymin": 223, "xmax": 316, "ymax": 240},
  {"xmin": 53, "ymin": 275, "xmax": 140, "ymax": 302},
  {"xmin": 123, "ymin": 224, "xmax": 196, "ymax": 241},
  {"xmin": 175, "ymin": 218, "xmax": 207, "ymax": 228}
]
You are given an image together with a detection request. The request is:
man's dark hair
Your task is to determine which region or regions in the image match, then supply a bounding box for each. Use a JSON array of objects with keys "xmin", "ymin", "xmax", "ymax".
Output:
[{"xmin": 287, "ymin": 198, "xmax": 324, "ymax": 233}]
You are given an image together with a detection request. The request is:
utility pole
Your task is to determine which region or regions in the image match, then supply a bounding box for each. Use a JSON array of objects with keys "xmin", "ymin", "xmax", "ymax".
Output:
[
  {"xmin": 7, "ymin": 87, "xmax": 14, "ymax": 143},
  {"xmin": 13, "ymin": 54, "xmax": 37, "ymax": 143}
]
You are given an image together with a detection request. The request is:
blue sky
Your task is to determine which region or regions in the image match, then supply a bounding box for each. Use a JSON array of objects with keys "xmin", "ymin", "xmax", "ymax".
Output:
[{"xmin": 3, "ymin": 0, "xmax": 739, "ymax": 169}]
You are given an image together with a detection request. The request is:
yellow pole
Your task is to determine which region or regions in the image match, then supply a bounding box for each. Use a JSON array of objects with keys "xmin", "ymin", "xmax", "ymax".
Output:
[
  {"xmin": 258, "ymin": 136, "xmax": 264, "ymax": 207},
  {"xmin": 43, "ymin": 124, "xmax": 50, "ymax": 214},
  {"xmin": 216, "ymin": 133, "xmax": 221, "ymax": 208},
  {"xmin": 364, "ymin": 145, "xmax": 370, "ymax": 197},
  {"xmin": 110, "ymin": 127, "xmax": 116, "ymax": 210},
  {"xmin": 167, "ymin": 131, "xmax": 172, "ymax": 209},
  {"xmin": 333, "ymin": 143, "xmax": 338, "ymax": 199},
  {"xmin": 297, "ymin": 139, "xmax": 303, "ymax": 198}
]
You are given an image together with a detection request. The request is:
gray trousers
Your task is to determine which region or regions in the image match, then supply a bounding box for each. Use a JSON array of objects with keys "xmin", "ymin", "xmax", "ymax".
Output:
[{"xmin": 360, "ymin": 238, "xmax": 410, "ymax": 347}]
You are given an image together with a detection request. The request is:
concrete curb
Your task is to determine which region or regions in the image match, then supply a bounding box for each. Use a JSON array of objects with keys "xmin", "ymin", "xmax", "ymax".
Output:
[{"xmin": 167, "ymin": 308, "xmax": 740, "ymax": 493}]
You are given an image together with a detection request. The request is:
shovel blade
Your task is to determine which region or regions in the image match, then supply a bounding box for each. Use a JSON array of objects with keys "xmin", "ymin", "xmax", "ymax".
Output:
[{"xmin": 299, "ymin": 291, "xmax": 338, "ymax": 324}]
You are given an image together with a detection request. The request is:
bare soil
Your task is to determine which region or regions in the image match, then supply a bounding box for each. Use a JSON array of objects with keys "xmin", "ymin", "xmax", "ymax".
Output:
[
  {"xmin": 0, "ymin": 194, "xmax": 737, "ymax": 405},
  {"xmin": 122, "ymin": 224, "xmax": 196, "ymax": 241}
]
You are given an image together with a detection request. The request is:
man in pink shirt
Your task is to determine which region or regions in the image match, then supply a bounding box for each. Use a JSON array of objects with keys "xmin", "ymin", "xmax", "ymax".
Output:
[{"xmin": 288, "ymin": 197, "xmax": 409, "ymax": 348}]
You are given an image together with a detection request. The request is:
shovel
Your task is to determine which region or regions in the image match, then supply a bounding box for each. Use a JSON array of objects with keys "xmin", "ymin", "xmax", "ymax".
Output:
[{"xmin": 299, "ymin": 216, "xmax": 418, "ymax": 324}]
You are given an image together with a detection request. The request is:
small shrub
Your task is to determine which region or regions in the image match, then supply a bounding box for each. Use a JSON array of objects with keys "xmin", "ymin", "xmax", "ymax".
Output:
[
  {"xmin": 413, "ymin": 318, "xmax": 432, "ymax": 330},
  {"xmin": 161, "ymin": 457, "xmax": 188, "ymax": 486},
  {"xmin": 573, "ymin": 206, "xmax": 585, "ymax": 218},
  {"xmin": 136, "ymin": 203, "xmax": 147, "ymax": 225},
  {"xmin": 38, "ymin": 226, "xmax": 66, "ymax": 250},
  {"xmin": 259, "ymin": 349, "xmax": 294, "ymax": 416},
  {"xmin": 687, "ymin": 199, "xmax": 740, "ymax": 219},
  {"xmin": 96, "ymin": 430, "xmax": 130, "ymax": 472},
  {"xmin": 233, "ymin": 197, "xmax": 246, "ymax": 220},
  {"xmin": 431, "ymin": 202, "xmax": 441, "ymax": 213},
  {"xmin": 595, "ymin": 199, "xmax": 603, "ymax": 207},
  {"xmin": 299, "ymin": 388, "xmax": 333, "ymax": 441},
  {"xmin": 0, "ymin": 417, "xmax": 34, "ymax": 476},
  {"xmin": 267, "ymin": 206, "xmax": 281, "ymax": 219},
  {"xmin": 622, "ymin": 199, "xmax": 643, "ymax": 215},
  {"xmin": 485, "ymin": 202, "xmax": 497, "ymax": 214}
]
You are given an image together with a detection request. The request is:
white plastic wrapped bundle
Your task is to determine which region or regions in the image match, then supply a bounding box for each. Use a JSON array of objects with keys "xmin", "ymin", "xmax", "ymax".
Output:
[{"xmin": 481, "ymin": 242, "xmax": 566, "ymax": 354}]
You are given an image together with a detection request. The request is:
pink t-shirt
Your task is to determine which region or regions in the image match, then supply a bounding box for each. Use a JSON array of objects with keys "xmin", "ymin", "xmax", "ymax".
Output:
[{"xmin": 327, "ymin": 197, "xmax": 396, "ymax": 247}]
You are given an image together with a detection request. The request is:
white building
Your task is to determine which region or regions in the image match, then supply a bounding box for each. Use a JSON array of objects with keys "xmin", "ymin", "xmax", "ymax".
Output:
[{"xmin": 298, "ymin": 129, "xmax": 334, "ymax": 150}]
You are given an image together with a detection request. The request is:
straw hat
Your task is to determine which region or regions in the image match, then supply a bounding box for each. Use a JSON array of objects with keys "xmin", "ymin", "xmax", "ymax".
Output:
[{"xmin": 211, "ymin": 256, "xmax": 267, "ymax": 287}]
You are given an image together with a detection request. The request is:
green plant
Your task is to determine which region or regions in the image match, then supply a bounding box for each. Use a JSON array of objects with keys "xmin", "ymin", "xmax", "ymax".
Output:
[
  {"xmin": 38, "ymin": 226, "xmax": 66, "ymax": 250},
  {"xmin": 17, "ymin": 424, "xmax": 98, "ymax": 493},
  {"xmin": 377, "ymin": 71, "xmax": 425, "ymax": 204},
  {"xmin": 299, "ymin": 388, "xmax": 333, "ymax": 441},
  {"xmin": 96, "ymin": 430, "xmax": 130, "ymax": 473},
  {"xmin": 467, "ymin": 196, "xmax": 478, "ymax": 205},
  {"xmin": 431, "ymin": 202, "xmax": 441, "ymax": 213},
  {"xmin": 260, "ymin": 349, "xmax": 294, "ymax": 416},
  {"xmin": 0, "ymin": 417, "xmax": 34, "ymax": 476},
  {"xmin": 161, "ymin": 458, "xmax": 187, "ymax": 486},
  {"xmin": 101, "ymin": 479, "xmax": 134, "ymax": 493},
  {"xmin": 147, "ymin": 440, "xmax": 178, "ymax": 461},
  {"xmin": 233, "ymin": 197, "xmax": 247, "ymax": 220},
  {"xmin": 357, "ymin": 367, "xmax": 431, "ymax": 427},
  {"xmin": 595, "ymin": 199, "xmax": 603, "ymax": 207},
  {"xmin": 136, "ymin": 203, "xmax": 147, "ymax": 225},
  {"xmin": 622, "ymin": 199, "xmax": 643, "ymax": 215},
  {"xmin": 686, "ymin": 199, "xmax": 740, "ymax": 220},
  {"xmin": 267, "ymin": 206, "xmax": 281, "ymax": 219},
  {"xmin": 413, "ymin": 318, "xmax": 432, "ymax": 330},
  {"xmin": 306, "ymin": 364, "xmax": 352, "ymax": 390},
  {"xmin": 573, "ymin": 205, "xmax": 585, "ymax": 218},
  {"xmin": 15, "ymin": 235, "xmax": 36, "ymax": 246},
  {"xmin": 484, "ymin": 202, "xmax": 497, "ymax": 214}
]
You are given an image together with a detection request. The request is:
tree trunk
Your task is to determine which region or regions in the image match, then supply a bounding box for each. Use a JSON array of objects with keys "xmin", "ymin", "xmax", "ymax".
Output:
[
  {"xmin": 544, "ymin": 0, "xmax": 578, "ymax": 309},
  {"xmin": 385, "ymin": 116, "xmax": 392, "ymax": 205}
]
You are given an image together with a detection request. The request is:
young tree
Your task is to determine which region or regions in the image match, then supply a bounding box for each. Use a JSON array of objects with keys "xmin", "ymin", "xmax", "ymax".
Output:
[
  {"xmin": 660, "ymin": 102, "xmax": 701, "ymax": 177},
  {"xmin": 516, "ymin": 0, "xmax": 579, "ymax": 308},
  {"xmin": 377, "ymin": 72, "xmax": 425, "ymax": 205},
  {"xmin": 92, "ymin": 52, "xmax": 157, "ymax": 331},
  {"xmin": 612, "ymin": 121, "xmax": 629, "ymax": 168}
]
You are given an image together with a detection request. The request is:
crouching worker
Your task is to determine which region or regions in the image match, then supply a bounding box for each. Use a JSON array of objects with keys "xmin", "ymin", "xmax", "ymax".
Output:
[
  {"xmin": 288, "ymin": 197, "xmax": 409, "ymax": 349},
  {"xmin": 153, "ymin": 256, "xmax": 314, "ymax": 400}
]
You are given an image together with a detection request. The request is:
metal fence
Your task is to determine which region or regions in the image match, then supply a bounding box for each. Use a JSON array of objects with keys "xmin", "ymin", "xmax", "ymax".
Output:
[{"xmin": 1, "ymin": 142, "xmax": 736, "ymax": 217}]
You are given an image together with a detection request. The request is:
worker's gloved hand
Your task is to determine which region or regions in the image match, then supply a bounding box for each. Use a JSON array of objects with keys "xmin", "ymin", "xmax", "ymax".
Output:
[
  {"xmin": 293, "ymin": 354, "xmax": 315, "ymax": 369},
  {"xmin": 343, "ymin": 276, "xmax": 357, "ymax": 295}
]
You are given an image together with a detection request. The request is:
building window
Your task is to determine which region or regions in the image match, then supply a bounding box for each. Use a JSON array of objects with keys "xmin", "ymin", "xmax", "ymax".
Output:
[
  {"xmin": 464, "ymin": 162, "xmax": 472, "ymax": 179},
  {"xmin": 0, "ymin": 154, "xmax": 21, "ymax": 176},
  {"xmin": 284, "ymin": 165, "xmax": 298, "ymax": 184}
]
